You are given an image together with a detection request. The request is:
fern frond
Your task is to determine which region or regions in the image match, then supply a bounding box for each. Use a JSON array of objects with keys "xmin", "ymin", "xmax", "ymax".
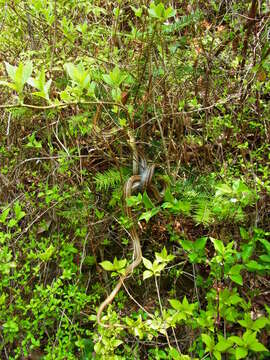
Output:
[
  {"xmin": 94, "ymin": 167, "xmax": 128, "ymax": 191},
  {"xmin": 193, "ymin": 199, "xmax": 213, "ymax": 225}
]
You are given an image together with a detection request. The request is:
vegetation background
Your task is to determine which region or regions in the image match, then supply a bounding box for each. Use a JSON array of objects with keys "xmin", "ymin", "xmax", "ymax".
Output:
[{"xmin": 0, "ymin": 0, "xmax": 270, "ymax": 359}]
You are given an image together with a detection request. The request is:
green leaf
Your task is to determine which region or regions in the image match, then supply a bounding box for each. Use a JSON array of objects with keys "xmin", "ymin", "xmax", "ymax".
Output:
[
  {"xmin": 64, "ymin": 62, "xmax": 90, "ymax": 89},
  {"xmin": 8, "ymin": 218, "xmax": 17, "ymax": 228},
  {"xmin": 0, "ymin": 208, "xmax": 10, "ymax": 223},
  {"xmin": 99, "ymin": 260, "xmax": 114, "ymax": 271},
  {"xmin": 14, "ymin": 201, "xmax": 26, "ymax": 221},
  {"xmin": 169, "ymin": 299, "xmax": 182, "ymax": 311},
  {"xmin": 213, "ymin": 350, "xmax": 221, "ymax": 360},
  {"xmin": 149, "ymin": 3, "xmax": 164, "ymax": 19},
  {"xmin": 229, "ymin": 336, "xmax": 244, "ymax": 346},
  {"xmin": 235, "ymin": 347, "xmax": 248, "ymax": 359},
  {"xmin": 20, "ymin": 61, "xmax": 33, "ymax": 85},
  {"xmin": 142, "ymin": 257, "xmax": 153, "ymax": 270},
  {"xmin": 241, "ymin": 244, "xmax": 254, "ymax": 262},
  {"xmin": 246, "ymin": 260, "xmax": 265, "ymax": 271},
  {"xmin": 259, "ymin": 239, "xmax": 270, "ymax": 253},
  {"xmin": 215, "ymin": 337, "xmax": 233, "ymax": 352},
  {"xmin": 253, "ymin": 317, "xmax": 269, "ymax": 330},
  {"xmin": 249, "ymin": 341, "xmax": 268, "ymax": 352},
  {"xmin": 259, "ymin": 254, "xmax": 270, "ymax": 263},
  {"xmin": 4, "ymin": 61, "xmax": 32, "ymax": 96},
  {"xmin": 126, "ymin": 193, "xmax": 142, "ymax": 207},
  {"xmin": 180, "ymin": 239, "xmax": 193, "ymax": 251},
  {"xmin": 210, "ymin": 238, "xmax": 225, "ymax": 254},
  {"xmin": 131, "ymin": 6, "xmax": 142, "ymax": 17},
  {"xmin": 39, "ymin": 245, "xmax": 55, "ymax": 262},
  {"xmin": 142, "ymin": 191, "xmax": 154, "ymax": 210},
  {"xmin": 143, "ymin": 270, "xmax": 153, "ymax": 280},
  {"xmin": 240, "ymin": 227, "xmax": 249, "ymax": 240},
  {"xmin": 230, "ymin": 274, "xmax": 243, "ymax": 285},
  {"xmin": 103, "ymin": 67, "xmax": 126, "ymax": 88},
  {"xmin": 201, "ymin": 333, "xmax": 214, "ymax": 351},
  {"xmin": 194, "ymin": 237, "xmax": 208, "ymax": 250},
  {"xmin": 5, "ymin": 62, "xmax": 16, "ymax": 80},
  {"xmin": 139, "ymin": 207, "xmax": 159, "ymax": 223},
  {"xmin": 28, "ymin": 67, "xmax": 52, "ymax": 101}
]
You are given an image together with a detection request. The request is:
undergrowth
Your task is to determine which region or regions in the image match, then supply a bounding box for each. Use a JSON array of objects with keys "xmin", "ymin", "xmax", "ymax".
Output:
[{"xmin": 0, "ymin": 1, "xmax": 270, "ymax": 359}]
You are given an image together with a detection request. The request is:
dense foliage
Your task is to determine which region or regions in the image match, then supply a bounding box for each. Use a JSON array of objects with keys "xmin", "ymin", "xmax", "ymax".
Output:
[{"xmin": 0, "ymin": 1, "xmax": 270, "ymax": 359}]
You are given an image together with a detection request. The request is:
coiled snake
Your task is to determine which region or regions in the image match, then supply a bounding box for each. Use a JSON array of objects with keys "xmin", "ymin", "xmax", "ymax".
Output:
[{"xmin": 97, "ymin": 133, "xmax": 163, "ymax": 327}]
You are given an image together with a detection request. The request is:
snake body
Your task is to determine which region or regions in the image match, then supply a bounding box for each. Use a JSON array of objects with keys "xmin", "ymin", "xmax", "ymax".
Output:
[
  {"xmin": 97, "ymin": 153, "xmax": 159, "ymax": 326},
  {"xmin": 94, "ymin": 107, "xmax": 163, "ymax": 326}
]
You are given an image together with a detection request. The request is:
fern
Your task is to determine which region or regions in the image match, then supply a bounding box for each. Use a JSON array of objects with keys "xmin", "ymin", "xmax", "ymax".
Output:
[
  {"xmin": 94, "ymin": 167, "xmax": 128, "ymax": 191},
  {"xmin": 193, "ymin": 199, "xmax": 214, "ymax": 225}
]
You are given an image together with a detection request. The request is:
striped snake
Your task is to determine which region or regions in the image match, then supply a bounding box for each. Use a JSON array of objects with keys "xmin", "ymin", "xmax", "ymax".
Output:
[{"xmin": 96, "ymin": 132, "xmax": 163, "ymax": 327}]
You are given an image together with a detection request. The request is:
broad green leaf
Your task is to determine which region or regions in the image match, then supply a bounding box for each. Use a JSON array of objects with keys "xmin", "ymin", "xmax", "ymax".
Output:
[
  {"xmin": 8, "ymin": 218, "xmax": 17, "ymax": 228},
  {"xmin": 103, "ymin": 67, "xmax": 126, "ymax": 87},
  {"xmin": 210, "ymin": 238, "xmax": 225, "ymax": 254},
  {"xmin": 149, "ymin": 3, "xmax": 164, "ymax": 19},
  {"xmin": 249, "ymin": 341, "xmax": 268, "ymax": 352},
  {"xmin": 259, "ymin": 254, "xmax": 270, "ymax": 262},
  {"xmin": 259, "ymin": 239, "xmax": 270, "ymax": 253},
  {"xmin": 246, "ymin": 260, "xmax": 265, "ymax": 271},
  {"xmin": 229, "ymin": 336, "xmax": 244, "ymax": 346},
  {"xmin": 235, "ymin": 347, "xmax": 248, "ymax": 359},
  {"xmin": 143, "ymin": 270, "xmax": 153, "ymax": 280},
  {"xmin": 99, "ymin": 260, "xmax": 114, "ymax": 271},
  {"xmin": 180, "ymin": 239, "xmax": 193, "ymax": 251},
  {"xmin": 213, "ymin": 350, "xmax": 221, "ymax": 360},
  {"xmin": 169, "ymin": 299, "xmax": 182, "ymax": 311},
  {"xmin": 230, "ymin": 274, "xmax": 243, "ymax": 285},
  {"xmin": 201, "ymin": 333, "xmax": 214, "ymax": 351},
  {"xmin": 253, "ymin": 317, "xmax": 269, "ymax": 330},
  {"xmin": 0, "ymin": 208, "xmax": 10, "ymax": 223},
  {"xmin": 139, "ymin": 207, "xmax": 159, "ymax": 223},
  {"xmin": 5, "ymin": 62, "xmax": 16, "ymax": 80},
  {"xmin": 142, "ymin": 191, "xmax": 154, "ymax": 210},
  {"xmin": 126, "ymin": 193, "xmax": 142, "ymax": 207},
  {"xmin": 194, "ymin": 237, "xmax": 208, "ymax": 250},
  {"xmin": 20, "ymin": 61, "xmax": 33, "ymax": 85},
  {"xmin": 215, "ymin": 337, "xmax": 233, "ymax": 352},
  {"xmin": 142, "ymin": 257, "xmax": 153, "ymax": 270}
]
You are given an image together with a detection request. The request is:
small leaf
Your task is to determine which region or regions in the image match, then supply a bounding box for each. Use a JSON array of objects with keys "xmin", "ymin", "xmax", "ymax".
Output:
[
  {"xmin": 139, "ymin": 207, "xmax": 159, "ymax": 223},
  {"xmin": 229, "ymin": 336, "xmax": 244, "ymax": 346},
  {"xmin": 5, "ymin": 62, "xmax": 16, "ymax": 80},
  {"xmin": 142, "ymin": 257, "xmax": 153, "ymax": 270},
  {"xmin": 99, "ymin": 260, "xmax": 114, "ymax": 271},
  {"xmin": 142, "ymin": 191, "xmax": 154, "ymax": 210},
  {"xmin": 0, "ymin": 208, "xmax": 10, "ymax": 223},
  {"xmin": 143, "ymin": 270, "xmax": 153, "ymax": 280},
  {"xmin": 169, "ymin": 299, "xmax": 182, "ymax": 311}
]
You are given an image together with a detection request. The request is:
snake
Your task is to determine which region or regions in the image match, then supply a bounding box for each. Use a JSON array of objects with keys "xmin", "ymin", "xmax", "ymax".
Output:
[
  {"xmin": 96, "ymin": 138, "xmax": 164, "ymax": 327},
  {"xmin": 93, "ymin": 103, "xmax": 165, "ymax": 326}
]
